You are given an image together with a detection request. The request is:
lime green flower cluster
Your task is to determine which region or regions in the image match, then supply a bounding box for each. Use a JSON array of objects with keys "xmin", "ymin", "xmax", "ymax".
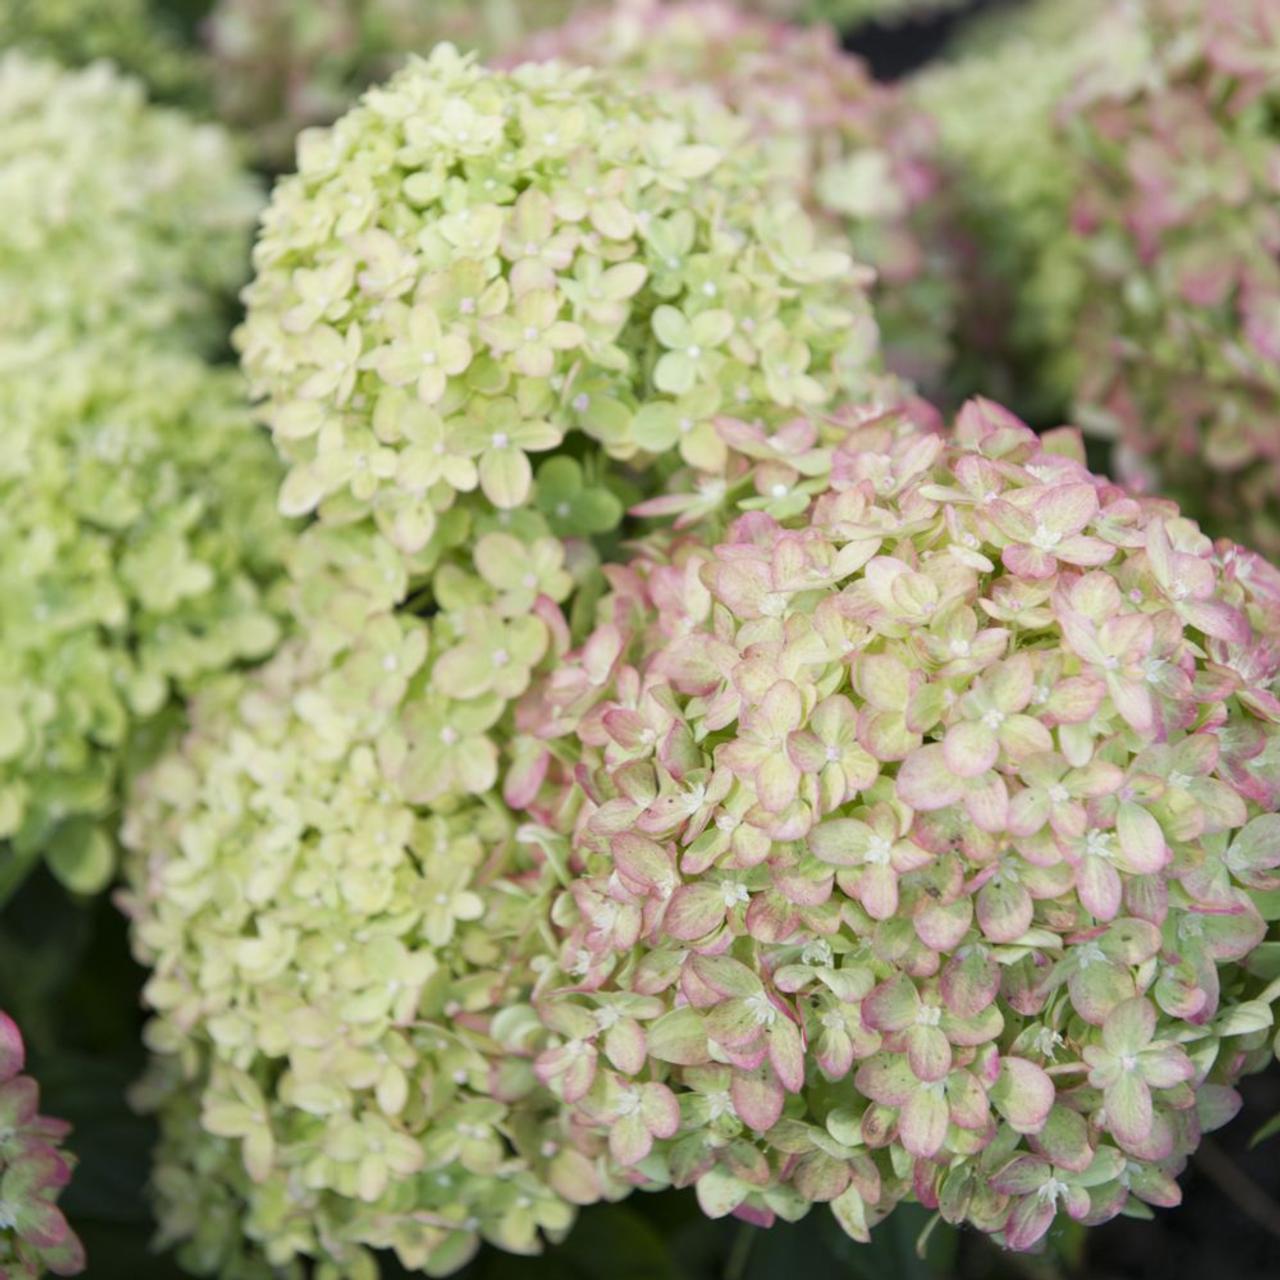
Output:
[
  {"xmin": 122, "ymin": 636, "xmax": 597, "ymax": 1279},
  {"xmin": 239, "ymin": 46, "xmax": 881, "ymax": 534},
  {"xmin": 0, "ymin": 347, "xmax": 287, "ymax": 898},
  {"xmin": 204, "ymin": 0, "xmax": 585, "ymax": 166},
  {"xmin": 910, "ymin": 0, "xmax": 1148, "ymax": 416},
  {"xmin": 507, "ymin": 0, "xmax": 957, "ymax": 390},
  {"xmin": 1063, "ymin": 0, "xmax": 1280, "ymax": 556},
  {"xmin": 0, "ymin": 0, "xmax": 207, "ymax": 105},
  {"xmin": 0, "ymin": 52, "xmax": 259, "ymax": 358}
]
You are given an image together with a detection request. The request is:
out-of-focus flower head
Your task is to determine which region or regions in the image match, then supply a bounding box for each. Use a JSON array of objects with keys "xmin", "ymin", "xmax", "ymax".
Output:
[
  {"xmin": 0, "ymin": 1012, "xmax": 84, "ymax": 1279},
  {"xmin": 0, "ymin": 347, "xmax": 287, "ymax": 896},
  {"xmin": 0, "ymin": 52, "xmax": 260, "ymax": 358},
  {"xmin": 203, "ymin": 0, "xmax": 584, "ymax": 166},
  {"xmin": 0, "ymin": 0, "xmax": 208, "ymax": 105},
  {"xmin": 506, "ymin": 0, "xmax": 957, "ymax": 390},
  {"xmin": 513, "ymin": 397, "xmax": 1280, "ymax": 1249},
  {"xmin": 1063, "ymin": 0, "xmax": 1280, "ymax": 555},
  {"xmin": 910, "ymin": 0, "xmax": 1149, "ymax": 417}
]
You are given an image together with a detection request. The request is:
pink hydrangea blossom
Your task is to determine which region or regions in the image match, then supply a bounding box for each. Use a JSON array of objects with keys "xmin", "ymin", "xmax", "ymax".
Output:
[{"xmin": 510, "ymin": 398, "xmax": 1280, "ymax": 1251}]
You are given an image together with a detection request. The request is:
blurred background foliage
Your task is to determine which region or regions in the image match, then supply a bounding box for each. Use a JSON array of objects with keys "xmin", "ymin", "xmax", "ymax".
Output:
[{"xmin": 0, "ymin": 0, "xmax": 1277, "ymax": 1277}]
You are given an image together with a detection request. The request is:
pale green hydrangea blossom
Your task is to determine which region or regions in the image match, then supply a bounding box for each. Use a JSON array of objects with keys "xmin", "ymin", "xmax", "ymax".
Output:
[
  {"xmin": 0, "ymin": 348, "xmax": 287, "ymax": 898},
  {"xmin": 0, "ymin": 52, "xmax": 260, "ymax": 358},
  {"xmin": 122, "ymin": 636, "xmax": 611, "ymax": 1279},
  {"xmin": 507, "ymin": 0, "xmax": 959, "ymax": 390},
  {"xmin": 239, "ymin": 45, "xmax": 882, "ymax": 533}
]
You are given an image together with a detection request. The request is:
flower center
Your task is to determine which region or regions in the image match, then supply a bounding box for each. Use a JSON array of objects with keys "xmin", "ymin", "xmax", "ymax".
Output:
[
  {"xmin": 1030, "ymin": 522, "xmax": 1062, "ymax": 551},
  {"xmin": 1039, "ymin": 1177, "xmax": 1070, "ymax": 1207},
  {"xmin": 1085, "ymin": 829, "xmax": 1114, "ymax": 859},
  {"xmin": 865, "ymin": 835, "xmax": 893, "ymax": 866},
  {"xmin": 706, "ymin": 1090, "xmax": 734, "ymax": 1119},
  {"xmin": 745, "ymin": 992, "xmax": 777, "ymax": 1027}
]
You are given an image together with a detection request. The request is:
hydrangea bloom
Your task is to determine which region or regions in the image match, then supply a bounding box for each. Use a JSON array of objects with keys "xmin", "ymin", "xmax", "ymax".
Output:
[
  {"xmin": 0, "ymin": 52, "xmax": 259, "ymax": 357},
  {"xmin": 0, "ymin": 0, "xmax": 207, "ymax": 104},
  {"xmin": 1062, "ymin": 0, "xmax": 1280, "ymax": 555},
  {"xmin": 121, "ymin": 638, "xmax": 593, "ymax": 1279},
  {"xmin": 239, "ymin": 44, "xmax": 884, "ymax": 536},
  {"xmin": 512, "ymin": 399, "xmax": 1280, "ymax": 1250},
  {"xmin": 507, "ymin": 0, "xmax": 956, "ymax": 389},
  {"xmin": 203, "ymin": 0, "xmax": 583, "ymax": 166},
  {"xmin": 0, "ymin": 1012, "xmax": 84, "ymax": 1279},
  {"xmin": 0, "ymin": 347, "xmax": 287, "ymax": 898},
  {"xmin": 910, "ymin": 0, "xmax": 1148, "ymax": 416}
]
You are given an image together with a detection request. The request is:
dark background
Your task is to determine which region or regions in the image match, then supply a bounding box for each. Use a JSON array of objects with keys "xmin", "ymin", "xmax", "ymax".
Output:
[{"xmin": 2, "ymin": 1, "xmax": 1277, "ymax": 1277}]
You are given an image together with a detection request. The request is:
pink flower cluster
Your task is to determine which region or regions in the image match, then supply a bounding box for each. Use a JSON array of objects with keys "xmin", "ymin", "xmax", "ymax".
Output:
[
  {"xmin": 0, "ymin": 1014, "xmax": 83, "ymax": 1280},
  {"xmin": 509, "ymin": 400, "xmax": 1280, "ymax": 1249},
  {"xmin": 1068, "ymin": 0, "xmax": 1280, "ymax": 553}
]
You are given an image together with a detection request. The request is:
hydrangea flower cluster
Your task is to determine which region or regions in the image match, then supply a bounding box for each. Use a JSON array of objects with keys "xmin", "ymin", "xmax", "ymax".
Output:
[
  {"xmin": 121, "ymin": 637, "xmax": 590, "ymax": 1278},
  {"xmin": 239, "ymin": 44, "xmax": 883, "ymax": 537},
  {"xmin": 0, "ymin": 1012, "xmax": 84, "ymax": 1279},
  {"xmin": 0, "ymin": 347, "xmax": 287, "ymax": 898},
  {"xmin": 203, "ymin": 0, "xmax": 583, "ymax": 166},
  {"xmin": 910, "ymin": 0, "xmax": 1148, "ymax": 416},
  {"xmin": 0, "ymin": 0, "xmax": 207, "ymax": 105},
  {"xmin": 506, "ymin": 0, "xmax": 956, "ymax": 389},
  {"xmin": 0, "ymin": 52, "xmax": 260, "ymax": 358},
  {"xmin": 1063, "ymin": 0, "xmax": 1280, "ymax": 556},
  {"xmin": 511, "ymin": 399, "xmax": 1280, "ymax": 1250}
]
